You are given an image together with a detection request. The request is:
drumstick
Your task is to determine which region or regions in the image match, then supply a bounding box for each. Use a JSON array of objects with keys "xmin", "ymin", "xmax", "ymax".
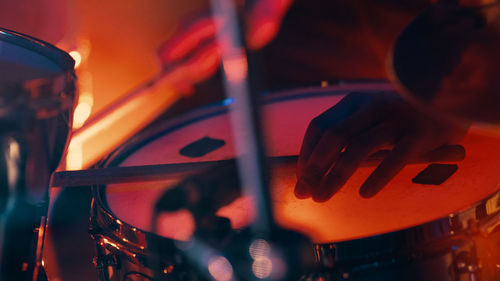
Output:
[{"xmin": 51, "ymin": 144, "xmax": 465, "ymax": 187}]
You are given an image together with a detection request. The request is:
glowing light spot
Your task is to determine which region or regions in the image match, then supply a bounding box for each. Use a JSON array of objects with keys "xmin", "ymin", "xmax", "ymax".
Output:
[
  {"xmin": 208, "ymin": 256, "xmax": 233, "ymax": 281},
  {"xmin": 69, "ymin": 50, "xmax": 82, "ymax": 69},
  {"xmin": 222, "ymin": 98, "xmax": 234, "ymax": 106},
  {"xmin": 252, "ymin": 256, "xmax": 273, "ymax": 279},
  {"xmin": 73, "ymin": 102, "xmax": 92, "ymax": 129},
  {"xmin": 41, "ymin": 260, "xmax": 45, "ymax": 267},
  {"xmin": 163, "ymin": 265, "xmax": 174, "ymax": 274},
  {"xmin": 66, "ymin": 141, "xmax": 83, "ymax": 170},
  {"xmin": 249, "ymin": 239, "xmax": 270, "ymax": 259},
  {"xmin": 6, "ymin": 139, "xmax": 20, "ymax": 187}
]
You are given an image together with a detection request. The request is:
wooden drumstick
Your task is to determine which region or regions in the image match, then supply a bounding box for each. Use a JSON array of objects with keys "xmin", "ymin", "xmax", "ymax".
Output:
[{"xmin": 50, "ymin": 144, "xmax": 465, "ymax": 187}]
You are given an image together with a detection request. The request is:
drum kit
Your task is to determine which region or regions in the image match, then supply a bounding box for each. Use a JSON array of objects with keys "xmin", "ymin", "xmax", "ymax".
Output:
[{"xmin": 1, "ymin": 1, "xmax": 500, "ymax": 281}]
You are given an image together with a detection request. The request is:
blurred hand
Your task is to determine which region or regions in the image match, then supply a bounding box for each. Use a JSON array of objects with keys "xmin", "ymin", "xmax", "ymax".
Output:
[
  {"xmin": 156, "ymin": 0, "xmax": 292, "ymax": 94},
  {"xmin": 155, "ymin": 160, "xmax": 241, "ymax": 239},
  {"xmin": 294, "ymin": 92, "xmax": 469, "ymax": 201}
]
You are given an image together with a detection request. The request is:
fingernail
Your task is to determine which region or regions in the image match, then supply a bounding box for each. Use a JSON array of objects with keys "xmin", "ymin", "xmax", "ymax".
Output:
[{"xmin": 294, "ymin": 180, "xmax": 312, "ymax": 199}]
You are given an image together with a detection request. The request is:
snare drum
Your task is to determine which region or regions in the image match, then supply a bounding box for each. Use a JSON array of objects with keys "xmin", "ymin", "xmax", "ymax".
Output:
[{"xmin": 91, "ymin": 82, "xmax": 500, "ymax": 281}]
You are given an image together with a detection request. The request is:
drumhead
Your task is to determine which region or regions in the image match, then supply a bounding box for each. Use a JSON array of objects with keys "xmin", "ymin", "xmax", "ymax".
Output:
[{"xmin": 102, "ymin": 82, "xmax": 500, "ymax": 244}]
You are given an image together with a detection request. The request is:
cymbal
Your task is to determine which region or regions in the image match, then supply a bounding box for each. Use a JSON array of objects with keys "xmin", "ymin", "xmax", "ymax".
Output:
[{"xmin": 390, "ymin": 1, "xmax": 500, "ymax": 124}]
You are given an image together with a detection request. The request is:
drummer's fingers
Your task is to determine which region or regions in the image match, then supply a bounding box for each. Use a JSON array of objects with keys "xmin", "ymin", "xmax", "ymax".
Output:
[
  {"xmin": 245, "ymin": 0, "xmax": 293, "ymax": 49},
  {"xmin": 295, "ymin": 93, "xmax": 390, "ymax": 198},
  {"xmin": 302, "ymin": 98, "xmax": 390, "ymax": 177},
  {"xmin": 312, "ymin": 123, "xmax": 395, "ymax": 202},
  {"xmin": 158, "ymin": 17, "xmax": 220, "ymax": 64},
  {"xmin": 294, "ymin": 120, "xmax": 325, "ymax": 198},
  {"xmin": 160, "ymin": 41, "xmax": 221, "ymax": 94},
  {"xmin": 295, "ymin": 126, "xmax": 346, "ymax": 198},
  {"xmin": 359, "ymin": 136, "xmax": 424, "ymax": 198},
  {"xmin": 295, "ymin": 104, "xmax": 388, "ymax": 199},
  {"xmin": 296, "ymin": 93, "xmax": 376, "ymax": 169},
  {"xmin": 295, "ymin": 99, "xmax": 384, "ymax": 198}
]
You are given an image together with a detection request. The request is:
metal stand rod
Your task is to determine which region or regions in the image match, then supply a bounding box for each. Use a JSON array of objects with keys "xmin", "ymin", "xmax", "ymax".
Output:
[{"xmin": 210, "ymin": 0, "xmax": 274, "ymax": 238}]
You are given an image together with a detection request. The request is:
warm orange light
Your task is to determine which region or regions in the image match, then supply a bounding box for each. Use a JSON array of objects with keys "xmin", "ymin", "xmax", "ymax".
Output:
[
  {"xmin": 208, "ymin": 256, "xmax": 233, "ymax": 281},
  {"xmin": 69, "ymin": 79, "xmax": 179, "ymax": 169},
  {"xmin": 73, "ymin": 101, "xmax": 92, "ymax": 129},
  {"xmin": 71, "ymin": 94, "xmax": 151, "ymax": 145},
  {"xmin": 66, "ymin": 141, "xmax": 83, "ymax": 171},
  {"xmin": 69, "ymin": 50, "xmax": 82, "ymax": 69}
]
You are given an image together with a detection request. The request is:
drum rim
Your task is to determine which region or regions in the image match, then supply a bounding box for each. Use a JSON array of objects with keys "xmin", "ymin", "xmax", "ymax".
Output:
[
  {"xmin": 0, "ymin": 28, "xmax": 76, "ymax": 117},
  {"xmin": 90, "ymin": 81, "xmax": 500, "ymax": 263},
  {"xmin": 0, "ymin": 27, "xmax": 75, "ymax": 71}
]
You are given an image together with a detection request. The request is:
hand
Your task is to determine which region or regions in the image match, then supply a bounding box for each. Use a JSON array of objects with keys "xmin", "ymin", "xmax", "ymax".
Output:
[
  {"xmin": 155, "ymin": 160, "xmax": 242, "ymax": 239},
  {"xmin": 294, "ymin": 92, "xmax": 469, "ymax": 201},
  {"xmin": 156, "ymin": 0, "xmax": 292, "ymax": 95}
]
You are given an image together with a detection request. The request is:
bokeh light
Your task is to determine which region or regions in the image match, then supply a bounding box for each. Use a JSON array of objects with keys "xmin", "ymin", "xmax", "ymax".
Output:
[
  {"xmin": 73, "ymin": 101, "xmax": 92, "ymax": 129},
  {"xmin": 249, "ymin": 239, "xmax": 271, "ymax": 259},
  {"xmin": 208, "ymin": 256, "xmax": 233, "ymax": 281},
  {"xmin": 252, "ymin": 256, "xmax": 273, "ymax": 279},
  {"xmin": 69, "ymin": 50, "xmax": 82, "ymax": 69}
]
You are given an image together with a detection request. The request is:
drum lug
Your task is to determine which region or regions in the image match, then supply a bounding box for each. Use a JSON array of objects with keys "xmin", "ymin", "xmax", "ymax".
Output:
[
  {"xmin": 453, "ymin": 249, "xmax": 482, "ymax": 281},
  {"xmin": 314, "ymin": 244, "xmax": 336, "ymax": 269},
  {"xmin": 93, "ymin": 253, "xmax": 119, "ymax": 270},
  {"xmin": 93, "ymin": 252, "xmax": 121, "ymax": 281},
  {"xmin": 477, "ymin": 210, "xmax": 500, "ymax": 237}
]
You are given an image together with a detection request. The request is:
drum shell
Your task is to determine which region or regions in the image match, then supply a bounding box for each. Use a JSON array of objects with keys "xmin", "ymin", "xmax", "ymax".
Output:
[{"xmin": 0, "ymin": 27, "xmax": 76, "ymax": 281}]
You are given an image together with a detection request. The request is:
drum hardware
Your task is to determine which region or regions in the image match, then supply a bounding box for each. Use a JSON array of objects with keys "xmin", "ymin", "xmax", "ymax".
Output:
[
  {"xmin": 93, "ymin": 245, "xmax": 121, "ymax": 281},
  {"xmin": 451, "ymin": 240, "xmax": 481, "ymax": 281},
  {"xmin": 309, "ymin": 202, "xmax": 500, "ymax": 281},
  {"xmin": 33, "ymin": 215, "xmax": 47, "ymax": 281},
  {"xmin": 209, "ymin": 0, "xmax": 274, "ymax": 237},
  {"xmin": 477, "ymin": 209, "xmax": 500, "ymax": 237}
]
